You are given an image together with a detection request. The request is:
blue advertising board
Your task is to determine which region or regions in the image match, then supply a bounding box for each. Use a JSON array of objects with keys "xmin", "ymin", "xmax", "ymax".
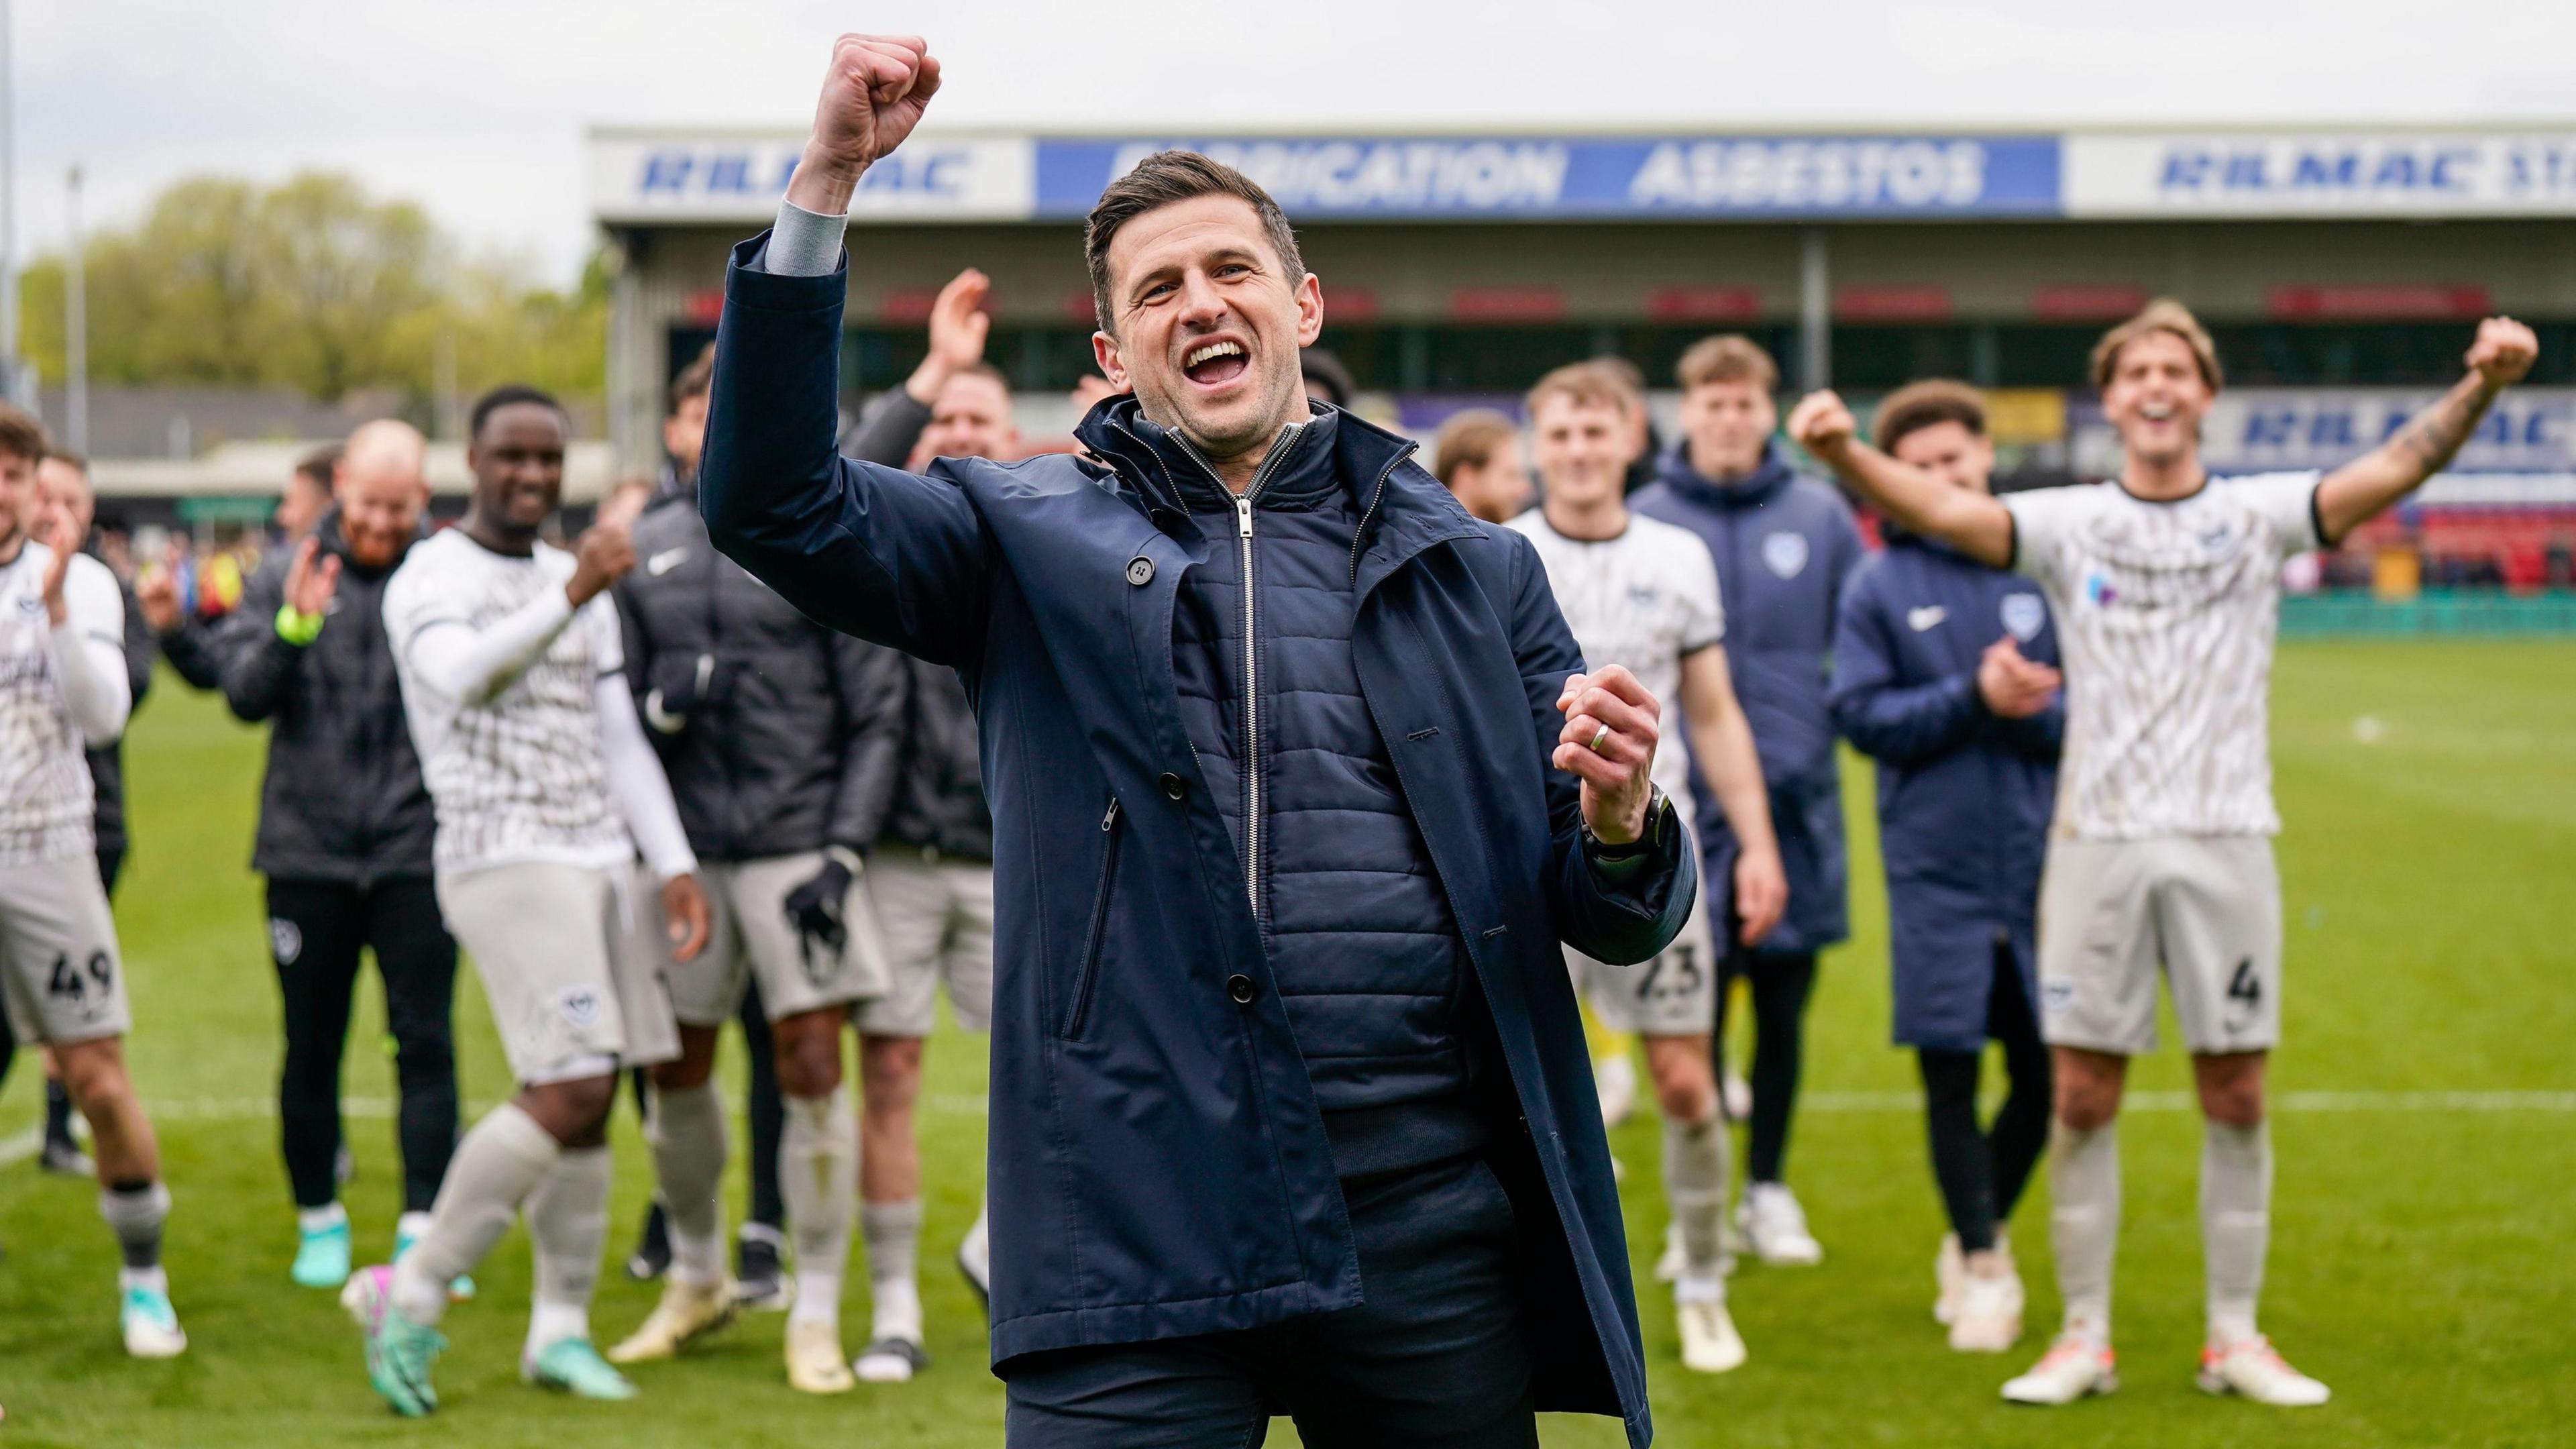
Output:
[{"xmin": 1033, "ymin": 136, "xmax": 2061, "ymax": 220}]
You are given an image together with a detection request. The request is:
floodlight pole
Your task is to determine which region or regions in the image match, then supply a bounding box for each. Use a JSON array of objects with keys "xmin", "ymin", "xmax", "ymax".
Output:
[
  {"xmin": 66, "ymin": 164, "xmax": 85, "ymax": 453},
  {"xmin": 0, "ymin": 0, "xmax": 19, "ymax": 407}
]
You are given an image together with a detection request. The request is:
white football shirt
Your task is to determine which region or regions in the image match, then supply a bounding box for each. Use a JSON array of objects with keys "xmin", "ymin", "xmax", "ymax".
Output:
[
  {"xmin": 0, "ymin": 545, "xmax": 124, "ymax": 864},
  {"xmin": 1507, "ymin": 508, "xmax": 1726, "ymax": 810},
  {"xmin": 2004, "ymin": 472, "xmax": 2321, "ymax": 841},
  {"xmin": 384, "ymin": 528, "xmax": 632, "ymax": 873}
]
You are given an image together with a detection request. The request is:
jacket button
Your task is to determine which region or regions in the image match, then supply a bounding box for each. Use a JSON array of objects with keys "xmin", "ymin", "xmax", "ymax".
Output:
[
  {"xmin": 1126, "ymin": 556, "xmax": 1155, "ymax": 587},
  {"xmin": 1227, "ymin": 974, "xmax": 1256, "ymax": 1004},
  {"xmin": 1159, "ymin": 773, "xmax": 1186, "ymax": 801}
]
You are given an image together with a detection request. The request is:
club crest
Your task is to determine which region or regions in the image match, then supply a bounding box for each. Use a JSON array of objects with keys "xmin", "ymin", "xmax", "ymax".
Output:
[
  {"xmin": 1761, "ymin": 531, "xmax": 1809, "ymax": 579},
  {"xmin": 2000, "ymin": 592, "xmax": 2046, "ymax": 642},
  {"xmin": 557, "ymin": 987, "xmax": 602, "ymax": 1028},
  {"xmin": 268, "ymin": 918, "xmax": 302, "ymax": 965}
]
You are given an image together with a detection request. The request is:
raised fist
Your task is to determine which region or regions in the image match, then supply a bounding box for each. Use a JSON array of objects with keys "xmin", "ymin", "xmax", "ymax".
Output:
[
  {"xmin": 1787, "ymin": 390, "xmax": 1858, "ymax": 460},
  {"xmin": 2467, "ymin": 316, "xmax": 2538, "ymax": 391},
  {"xmin": 789, "ymin": 34, "xmax": 943, "ymax": 214},
  {"xmin": 566, "ymin": 521, "xmax": 635, "ymax": 607}
]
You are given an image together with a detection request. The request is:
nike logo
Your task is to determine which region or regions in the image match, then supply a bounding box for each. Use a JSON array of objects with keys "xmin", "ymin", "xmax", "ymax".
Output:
[
  {"xmin": 1907, "ymin": 605, "xmax": 1947, "ymax": 632},
  {"xmin": 645, "ymin": 548, "xmax": 688, "ymax": 576}
]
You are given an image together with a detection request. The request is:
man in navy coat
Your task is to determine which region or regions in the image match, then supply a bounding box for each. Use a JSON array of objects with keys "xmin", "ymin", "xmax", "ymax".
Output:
[
  {"xmin": 1827, "ymin": 380, "xmax": 2061, "ymax": 1355},
  {"xmin": 697, "ymin": 36, "xmax": 1693, "ymax": 1448}
]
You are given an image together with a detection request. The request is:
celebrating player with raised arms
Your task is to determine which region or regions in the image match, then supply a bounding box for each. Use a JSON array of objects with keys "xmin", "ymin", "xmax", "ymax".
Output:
[
  {"xmin": 1507, "ymin": 362, "xmax": 1786, "ymax": 1375},
  {"xmin": 1790, "ymin": 301, "xmax": 2538, "ymax": 1408},
  {"xmin": 347, "ymin": 385, "xmax": 712, "ymax": 1415},
  {"xmin": 0, "ymin": 405, "xmax": 182, "ymax": 1359}
]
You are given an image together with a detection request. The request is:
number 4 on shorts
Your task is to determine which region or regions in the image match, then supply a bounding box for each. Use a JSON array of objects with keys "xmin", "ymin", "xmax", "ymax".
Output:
[{"xmin": 2227, "ymin": 958, "xmax": 2261, "ymax": 1007}]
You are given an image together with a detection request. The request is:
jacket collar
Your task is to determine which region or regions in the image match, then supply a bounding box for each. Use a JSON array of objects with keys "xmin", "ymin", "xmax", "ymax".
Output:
[
  {"xmin": 1075, "ymin": 395, "xmax": 1481, "ymax": 588},
  {"xmin": 1652, "ymin": 438, "xmax": 1796, "ymax": 511}
]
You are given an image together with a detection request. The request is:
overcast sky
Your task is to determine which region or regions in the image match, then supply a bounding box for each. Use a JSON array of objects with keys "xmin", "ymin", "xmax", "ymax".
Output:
[{"xmin": 16, "ymin": 0, "xmax": 2576, "ymax": 284}]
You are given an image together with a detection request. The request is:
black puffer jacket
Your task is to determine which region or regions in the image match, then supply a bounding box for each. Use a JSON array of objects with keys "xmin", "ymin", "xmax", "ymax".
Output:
[
  {"xmin": 615, "ymin": 487, "xmax": 905, "ymax": 861},
  {"xmin": 879, "ymin": 657, "xmax": 989, "ymax": 862},
  {"xmin": 215, "ymin": 511, "xmax": 437, "ymax": 883}
]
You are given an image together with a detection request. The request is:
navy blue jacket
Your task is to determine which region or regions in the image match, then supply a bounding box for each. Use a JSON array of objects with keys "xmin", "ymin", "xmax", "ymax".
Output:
[
  {"xmin": 1632, "ymin": 443, "xmax": 1862, "ymax": 953},
  {"xmin": 700, "ymin": 234, "xmax": 1691, "ymax": 1447},
  {"xmin": 1829, "ymin": 534, "xmax": 2061, "ymax": 1052}
]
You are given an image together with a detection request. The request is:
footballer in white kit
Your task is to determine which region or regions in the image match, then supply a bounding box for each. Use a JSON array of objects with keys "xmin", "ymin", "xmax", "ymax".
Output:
[
  {"xmin": 1506, "ymin": 364, "xmax": 1785, "ymax": 1377},
  {"xmin": 0, "ymin": 406, "xmax": 185, "ymax": 1359},
  {"xmin": 1792, "ymin": 301, "xmax": 2539, "ymax": 1409},
  {"xmin": 345, "ymin": 386, "xmax": 712, "ymax": 1417}
]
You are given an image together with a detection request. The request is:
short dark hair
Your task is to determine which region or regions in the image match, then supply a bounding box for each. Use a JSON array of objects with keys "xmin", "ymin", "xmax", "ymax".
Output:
[
  {"xmin": 1873, "ymin": 379, "xmax": 1987, "ymax": 453},
  {"xmin": 1083, "ymin": 150, "xmax": 1305, "ymax": 334},
  {"xmin": 667, "ymin": 343, "xmax": 715, "ymax": 418},
  {"xmin": 42, "ymin": 446, "xmax": 89, "ymax": 476},
  {"xmin": 0, "ymin": 402, "xmax": 47, "ymax": 466},
  {"xmin": 470, "ymin": 384, "xmax": 568, "ymax": 442},
  {"xmin": 1432, "ymin": 409, "xmax": 1519, "ymax": 487},
  {"xmin": 295, "ymin": 443, "xmax": 343, "ymax": 493}
]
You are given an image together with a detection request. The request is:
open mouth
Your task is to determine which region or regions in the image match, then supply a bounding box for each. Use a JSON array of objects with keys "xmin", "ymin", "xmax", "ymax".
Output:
[{"xmin": 1181, "ymin": 338, "xmax": 1250, "ymax": 389}]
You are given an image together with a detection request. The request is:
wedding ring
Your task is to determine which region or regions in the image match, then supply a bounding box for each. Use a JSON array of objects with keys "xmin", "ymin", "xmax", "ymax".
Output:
[{"xmin": 1590, "ymin": 724, "xmax": 1612, "ymax": 754}]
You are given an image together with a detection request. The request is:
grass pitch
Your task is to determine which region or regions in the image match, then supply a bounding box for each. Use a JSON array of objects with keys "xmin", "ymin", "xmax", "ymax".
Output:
[{"xmin": 1, "ymin": 639, "xmax": 2570, "ymax": 1446}]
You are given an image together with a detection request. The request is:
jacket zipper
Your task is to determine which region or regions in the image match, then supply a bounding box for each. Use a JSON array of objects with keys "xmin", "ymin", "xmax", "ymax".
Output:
[
  {"xmin": 1176, "ymin": 425, "xmax": 1305, "ymax": 915},
  {"xmin": 1061, "ymin": 796, "xmax": 1122, "ymax": 1040},
  {"xmin": 1345, "ymin": 446, "xmax": 1415, "ymax": 588}
]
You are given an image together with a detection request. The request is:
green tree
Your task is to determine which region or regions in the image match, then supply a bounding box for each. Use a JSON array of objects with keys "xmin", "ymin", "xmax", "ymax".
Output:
[{"xmin": 15, "ymin": 170, "xmax": 604, "ymax": 420}]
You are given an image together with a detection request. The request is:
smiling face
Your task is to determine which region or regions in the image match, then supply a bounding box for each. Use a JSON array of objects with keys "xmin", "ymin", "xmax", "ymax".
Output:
[
  {"xmin": 1532, "ymin": 394, "xmax": 1633, "ymax": 515},
  {"xmin": 1091, "ymin": 193, "xmax": 1323, "ymax": 462},
  {"xmin": 918, "ymin": 371, "xmax": 1018, "ymax": 462},
  {"xmin": 335, "ymin": 436, "xmax": 429, "ymax": 572},
  {"xmin": 468, "ymin": 402, "xmax": 568, "ymax": 539},
  {"xmin": 1889, "ymin": 419, "xmax": 1995, "ymax": 496},
  {"xmin": 2101, "ymin": 329, "xmax": 2213, "ymax": 472},
  {"xmin": 1679, "ymin": 379, "xmax": 1778, "ymax": 480}
]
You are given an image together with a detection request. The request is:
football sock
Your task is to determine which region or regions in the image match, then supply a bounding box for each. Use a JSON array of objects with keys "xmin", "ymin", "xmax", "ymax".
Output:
[
  {"xmin": 2048, "ymin": 1118, "xmax": 2119, "ymax": 1346},
  {"xmin": 393, "ymin": 1103, "xmax": 558, "ymax": 1326},
  {"xmin": 645, "ymin": 1080, "xmax": 729, "ymax": 1286},
  {"xmin": 100, "ymin": 1178, "xmax": 170, "ymax": 1271},
  {"xmin": 2201, "ymin": 1118, "xmax": 2271, "ymax": 1350},
  {"xmin": 523, "ymin": 1144, "xmax": 611, "ymax": 1355},
  {"xmin": 299, "ymin": 1201, "xmax": 348, "ymax": 1234},
  {"xmin": 782, "ymin": 1091, "xmax": 855, "ymax": 1328},
  {"xmin": 1663, "ymin": 1108, "xmax": 1729, "ymax": 1281},
  {"xmin": 46, "ymin": 1078, "xmax": 77, "ymax": 1144},
  {"xmin": 862, "ymin": 1199, "xmax": 924, "ymax": 1342},
  {"xmin": 959, "ymin": 1193, "xmax": 991, "ymax": 1289}
]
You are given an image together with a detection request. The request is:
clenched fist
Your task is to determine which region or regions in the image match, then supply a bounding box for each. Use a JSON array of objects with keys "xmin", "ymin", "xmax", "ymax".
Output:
[
  {"xmin": 566, "ymin": 521, "xmax": 635, "ymax": 608},
  {"xmin": 788, "ymin": 34, "xmax": 944, "ymax": 215},
  {"xmin": 2467, "ymin": 316, "xmax": 2538, "ymax": 392},
  {"xmin": 1786, "ymin": 390, "xmax": 1859, "ymax": 462}
]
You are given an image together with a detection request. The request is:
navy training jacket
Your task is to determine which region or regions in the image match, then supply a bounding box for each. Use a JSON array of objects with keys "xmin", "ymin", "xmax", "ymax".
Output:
[
  {"xmin": 699, "ymin": 233, "xmax": 1692, "ymax": 1448},
  {"xmin": 1632, "ymin": 442, "xmax": 1862, "ymax": 953},
  {"xmin": 1829, "ymin": 533, "xmax": 2061, "ymax": 1052}
]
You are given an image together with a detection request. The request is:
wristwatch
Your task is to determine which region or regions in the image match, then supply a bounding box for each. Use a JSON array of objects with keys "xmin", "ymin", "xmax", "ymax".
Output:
[{"xmin": 1582, "ymin": 784, "xmax": 1670, "ymax": 861}]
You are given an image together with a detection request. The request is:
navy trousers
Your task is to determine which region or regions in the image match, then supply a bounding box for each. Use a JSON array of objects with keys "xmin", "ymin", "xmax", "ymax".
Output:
[{"xmin": 1001, "ymin": 1151, "xmax": 1539, "ymax": 1448}]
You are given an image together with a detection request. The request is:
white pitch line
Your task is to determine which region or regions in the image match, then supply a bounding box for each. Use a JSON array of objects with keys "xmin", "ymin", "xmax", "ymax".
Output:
[{"xmin": 0, "ymin": 1127, "xmax": 42, "ymax": 1169}]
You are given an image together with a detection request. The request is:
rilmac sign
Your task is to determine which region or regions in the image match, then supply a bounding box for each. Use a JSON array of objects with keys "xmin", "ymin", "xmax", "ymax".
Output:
[
  {"xmin": 589, "ymin": 132, "xmax": 1033, "ymax": 223},
  {"xmin": 2065, "ymin": 133, "xmax": 2576, "ymax": 216}
]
